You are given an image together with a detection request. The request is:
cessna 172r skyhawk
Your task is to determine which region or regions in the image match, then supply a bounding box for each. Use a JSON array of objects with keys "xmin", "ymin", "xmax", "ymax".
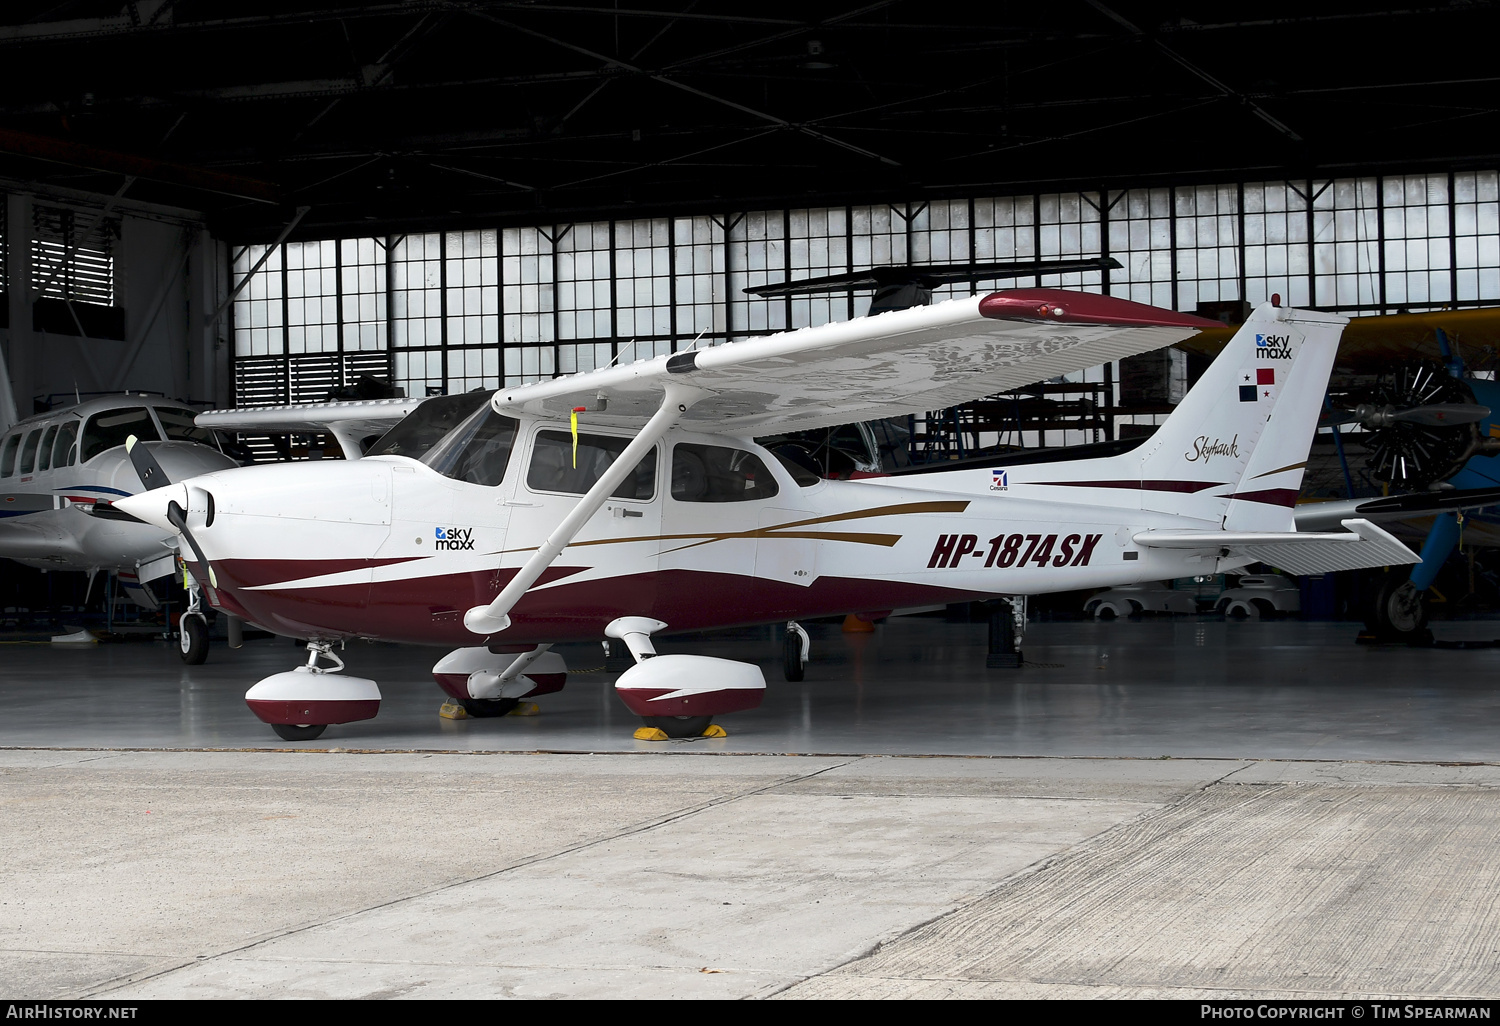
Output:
[{"xmin": 116, "ymin": 289, "xmax": 1417, "ymax": 741}]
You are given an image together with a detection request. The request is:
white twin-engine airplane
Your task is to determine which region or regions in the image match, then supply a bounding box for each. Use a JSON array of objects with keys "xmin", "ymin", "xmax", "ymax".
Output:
[
  {"xmin": 115, "ymin": 289, "xmax": 1415, "ymax": 741},
  {"xmin": 0, "ymin": 395, "xmax": 238, "ymax": 654}
]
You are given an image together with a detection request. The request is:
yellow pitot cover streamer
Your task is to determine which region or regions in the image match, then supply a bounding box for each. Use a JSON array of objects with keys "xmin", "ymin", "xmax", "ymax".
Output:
[{"xmin": 570, "ymin": 406, "xmax": 587, "ymax": 468}]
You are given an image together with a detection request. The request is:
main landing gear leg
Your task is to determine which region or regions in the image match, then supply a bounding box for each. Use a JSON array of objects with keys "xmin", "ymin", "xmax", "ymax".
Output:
[
  {"xmin": 986, "ymin": 596, "xmax": 1026, "ymax": 669},
  {"xmin": 783, "ymin": 621, "xmax": 810, "ymax": 682},
  {"xmin": 178, "ymin": 578, "xmax": 209, "ymax": 666}
]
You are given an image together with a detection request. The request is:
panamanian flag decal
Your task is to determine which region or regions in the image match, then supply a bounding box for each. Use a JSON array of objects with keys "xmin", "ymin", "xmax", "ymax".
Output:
[{"xmin": 1239, "ymin": 368, "xmax": 1276, "ymax": 402}]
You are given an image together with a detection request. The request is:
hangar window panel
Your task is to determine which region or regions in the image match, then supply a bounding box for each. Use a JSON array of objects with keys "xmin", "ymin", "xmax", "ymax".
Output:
[
  {"xmin": 232, "ymin": 244, "xmax": 284, "ymax": 357},
  {"xmin": 1242, "ymin": 182, "xmax": 1311, "ymax": 308},
  {"xmin": 615, "ymin": 217, "xmax": 673, "ymax": 343},
  {"xmin": 557, "ymin": 221, "xmax": 613, "ymax": 342},
  {"xmin": 558, "ymin": 341, "xmax": 613, "ymax": 375},
  {"xmin": 444, "ymin": 347, "xmax": 499, "ymax": 395},
  {"xmin": 728, "ymin": 211, "xmax": 787, "ymax": 336},
  {"xmin": 1382, "ymin": 175, "xmax": 1451, "ymax": 307},
  {"xmin": 394, "ymin": 349, "xmax": 444, "ymax": 399},
  {"xmin": 1173, "ymin": 185, "xmax": 1240, "ymax": 312},
  {"xmin": 909, "ymin": 200, "xmax": 972, "ymax": 304},
  {"xmin": 283, "ymin": 240, "xmax": 339, "ymax": 355},
  {"xmin": 1454, "ymin": 172, "xmax": 1500, "ymax": 303},
  {"xmin": 789, "ymin": 207, "xmax": 849, "ymax": 328},
  {"xmin": 339, "ymin": 237, "xmax": 387, "ymax": 351},
  {"xmin": 444, "ymin": 230, "xmax": 498, "ymax": 348},
  {"xmin": 672, "ymin": 216, "xmax": 727, "ymax": 342},
  {"xmin": 972, "ymin": 196, "xmax": 1037, "ymax": 296},
  {"xmin": 31, "ymin": 205, "xmax": 118, "ymax": 307},
  {"xmin": 503, "ymin": 344, "xmax": 556, "ymax": 388},
  {"xmin": 1106, "ymin": 188, "xmax": 1173, "ymax": 309},
  {"xmin": 849, "ymin": 204, "xmax": 908, "ymax": 318},
  {"xmin": 1313, "ymin": 178, "xmax": 1383, "ymax": 310},
  {"xmin": 392, "ymin": 233, "xmax": 443, "ymax": 348},
  {"xmin": 501, "ymin": 227, "xmax": 556, "ymax": 345},
  {"xmin": 1038, "ymin": 192, "xmax": 1103, "ymax": 292}
]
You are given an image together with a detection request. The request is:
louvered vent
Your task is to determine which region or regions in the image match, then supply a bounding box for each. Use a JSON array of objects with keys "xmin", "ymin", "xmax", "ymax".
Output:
[{"xmin": 31, "ymin": 205, "xmax": 118, "ymax": 305}]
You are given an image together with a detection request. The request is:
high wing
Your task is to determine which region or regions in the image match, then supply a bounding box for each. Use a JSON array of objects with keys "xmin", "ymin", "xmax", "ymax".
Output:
[
  {"xmin": 1293, "ymin": 486, "xmax": 1500, "ymax": 532},
  {"xmin": 195, "ymin": 397, "xmax": 424, "ymax": 459},
  {"xmin": 491, "ymin": 289, "xmax": 1219, "ymax": 434}
]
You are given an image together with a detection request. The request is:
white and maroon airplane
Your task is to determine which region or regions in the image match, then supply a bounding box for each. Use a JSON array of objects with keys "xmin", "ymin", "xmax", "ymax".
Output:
[{"xmin": 115, "ymin": 289, "xmax": 1415, "ymax": 741}]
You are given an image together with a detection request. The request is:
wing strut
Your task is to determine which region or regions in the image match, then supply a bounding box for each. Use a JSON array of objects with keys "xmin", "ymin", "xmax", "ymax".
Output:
[{"xmin": 462, "ymin": 381, "xmax": 707, "ymax": 637}]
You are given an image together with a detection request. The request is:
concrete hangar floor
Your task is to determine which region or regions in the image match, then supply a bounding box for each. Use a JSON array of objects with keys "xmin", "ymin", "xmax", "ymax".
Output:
[{"xmin": 4, "ymin": 615, "xmax": 1500, "ymax": 1000}]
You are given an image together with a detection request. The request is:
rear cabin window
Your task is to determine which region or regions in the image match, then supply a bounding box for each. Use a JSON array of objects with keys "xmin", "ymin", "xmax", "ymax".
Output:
[
  {"xmin": 420, "ymin": 406, "xmax": 518, "ymax": 487},
  {"xmin": 18, "ymin": 430, "xmax": 40, "ymax": 475},
  {"xmin": 527, "ymin": 430, "xmax": 657, "ymax": 500},
  {"xmin": 157, "ymin": 407, "xmax": 217, "ymax": 446},
  {"xmin": 81, "ymin": 407, "xmax": 161, "ymax": 463},
  {"xmin": 36, "ymin": 425, "xmax": 59, "ymax": 472},
  {"xmin": 0, "ymin": 434, "xmax": 18, "ymax": 478},
  {"xmin": 671, "ymin": 443, "xmax": 779, "ymax": 502},
  {"xmin": 52, "ymin": 422, "xmax": 78, "ymax": 468}
]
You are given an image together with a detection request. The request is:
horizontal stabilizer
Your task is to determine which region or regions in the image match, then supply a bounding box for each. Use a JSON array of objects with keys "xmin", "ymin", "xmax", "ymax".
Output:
[
  {"xmin": 1134, "ymin": 518, "xmax": 1417, "ymax": 576},
  {"xmin": 1294, "ymin": 486, "xmax": 1500, "ymax": 532}
]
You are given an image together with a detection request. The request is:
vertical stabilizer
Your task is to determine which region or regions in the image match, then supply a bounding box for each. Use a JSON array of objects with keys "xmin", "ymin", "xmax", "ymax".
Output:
[{"xmin": 1131, "ymin": 302, "xmax": 1346, "ymax": 526}]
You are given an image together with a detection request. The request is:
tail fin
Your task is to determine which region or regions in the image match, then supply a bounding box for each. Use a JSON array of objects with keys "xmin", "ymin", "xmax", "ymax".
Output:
[
  {"xmin": 1019, "ymin": 302, "xmax": 1347, "ymax": 528},
  {"xmin": 1132, "ymin": 302, "xmax": 1347, "ymax": 529}
]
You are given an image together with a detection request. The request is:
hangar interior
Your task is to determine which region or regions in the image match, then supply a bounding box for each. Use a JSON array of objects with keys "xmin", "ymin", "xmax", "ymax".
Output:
[{"xmin": 4, "ymin": 1, "xmax": 1500, "ymax": 1003}]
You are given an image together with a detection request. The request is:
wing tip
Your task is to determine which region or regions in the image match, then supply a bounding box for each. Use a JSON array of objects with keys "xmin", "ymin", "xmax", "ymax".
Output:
[{"xmin": 979, "ymin": 289, "xmax": 1223, "ymax": 329}]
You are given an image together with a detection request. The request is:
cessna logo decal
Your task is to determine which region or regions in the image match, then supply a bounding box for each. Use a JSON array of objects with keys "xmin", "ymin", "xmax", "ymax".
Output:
[
  {"xmin": 1255, "ymin": 333, "xmax": 1292, "ymax": 360},
  {"xmin": 990, "ymin": 469, "xmax": 1009, "ymax": 492},
  {"xmin": 928, "ymin": 532, "xmax": 1102, "ymax": 569},
  {"xmin": 434, "ymin": 527, "xmax": 476, "ymax": 551},
  {"xmin": 1185, "ymin": 434, "xmax": 1240, "ymax": 464}
]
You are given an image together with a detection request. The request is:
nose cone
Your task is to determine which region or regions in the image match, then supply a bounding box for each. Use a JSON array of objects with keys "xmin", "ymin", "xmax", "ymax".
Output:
[{"xmin": 113, "ymin": 482, "xmax": 188, "ymax": 531}]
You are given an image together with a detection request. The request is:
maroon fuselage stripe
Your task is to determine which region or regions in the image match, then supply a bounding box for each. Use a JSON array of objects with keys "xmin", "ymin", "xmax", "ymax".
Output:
[
  {"xmin": 208, "ymin": 563, "xmax": 993, "ymax": 646},
  {"xmin": 1035, "ymin": 480, "xmax": 1224, "ymax": 493},
  {"xmin": 1226, "ymin": 488, "xmax": 1299, "ymax": 508}
]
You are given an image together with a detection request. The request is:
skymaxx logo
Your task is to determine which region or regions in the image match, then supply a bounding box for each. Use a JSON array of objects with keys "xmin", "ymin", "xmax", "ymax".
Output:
[
  {"xmin": 434, "ymin": 527, "xmax": 476, "ymax": 551},
  {"xmin": 1255, "ymin": 333, "xmax": 1292, "ymax": 360}
]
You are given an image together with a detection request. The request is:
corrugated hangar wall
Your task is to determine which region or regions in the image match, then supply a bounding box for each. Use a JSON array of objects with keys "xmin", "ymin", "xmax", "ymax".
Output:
[{"xmin": 0, "ymin": 188, "xmax": 229, "ymax": 421}]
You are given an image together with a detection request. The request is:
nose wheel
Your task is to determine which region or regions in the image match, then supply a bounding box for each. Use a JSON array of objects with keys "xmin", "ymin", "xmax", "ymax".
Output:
[
  {"xmin": 272, "ymin": 723, "xmax": 326, "ymax": 742},
  {"xmin": 179, "ymin": 614, "xmax": 209, "ymax": 664}
]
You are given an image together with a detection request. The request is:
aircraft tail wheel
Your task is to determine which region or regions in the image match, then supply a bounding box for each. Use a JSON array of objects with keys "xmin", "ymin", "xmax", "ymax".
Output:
[
  {"xmin": 642, "ymin": 715, "xmax": 713, "ymax": 738},
  {"xmin": 272, "ymin": 723, "xmax": 326, "ymax": 742},
  {"xmin": 179, "ymin": 614, "xmax": 209, "ymax": 665},
  {"xmin": 1364, "ymin": 571, "xmax": 1429, "ymax": 640},
  {"xmin": 460, "ymin": 697, "xmax": 520, "ymax": 718}
]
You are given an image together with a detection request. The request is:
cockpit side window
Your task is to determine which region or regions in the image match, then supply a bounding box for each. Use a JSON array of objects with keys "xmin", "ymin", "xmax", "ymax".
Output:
[
  {"xmin": 52, "ymin": 422, "xmax": 78, "ymax": 468},
  {"xmin": 18, "ymin": 430, "xmax": 40, "ymax": 475},
  {"xmin": 419, "ymin": 406, "xmax": 518, "ymax": 486},
  {"xmin": 81, "ymin": 407, "xmax": 161, "ymax": 463},
  {"xmin": 36, "ymin": 425, "xmax": 59, "ymax": 472},
  {"xmin": 0, "ymin": 434, "xmax": 18, "ymax": 478},
  {"xmin": 364, "ymin": 392, "xmax": 492, "ymax": 460},
  {"xmin": 527, "ymin": 430, "xmax": 657, "ymax": 500},
  {"xmin": 671, "ymin": 443, "xmax": 779, "ymax": 502}
]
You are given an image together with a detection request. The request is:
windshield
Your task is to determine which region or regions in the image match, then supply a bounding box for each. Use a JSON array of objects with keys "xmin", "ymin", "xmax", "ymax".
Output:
[
  {"xmin": 365, "ymin": 392, "xmax": 492, "ymax": 460},
  {"xmin": 81, "ymin": 407, "xmax": 161, "ymax": 462},
  {"xmin": 156, "ymin": 407, "xmax": 218, "ymax": 447},
  {"xmin": 420, "ymin": 405, "xmax": 518, "ymax": 486}
]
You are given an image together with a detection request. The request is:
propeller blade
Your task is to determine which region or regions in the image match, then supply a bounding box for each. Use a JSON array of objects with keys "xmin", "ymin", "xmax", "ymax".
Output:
[
  {"xmin": 167, "ymin": 499, "xmax": 217, "ymax": 589},
  {"xmin": 1390, "ymin": 403, "xmax": 1491, "ymax": 426},
  {"xmin": 124, "ymin": 434, "xmax": 171, "ymax": 490}
]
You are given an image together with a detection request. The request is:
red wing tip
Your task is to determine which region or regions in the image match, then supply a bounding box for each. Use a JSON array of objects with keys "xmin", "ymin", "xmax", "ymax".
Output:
[{"xmin": 978, "ymin": 289, "xmax": 1223, "ymax": 329}]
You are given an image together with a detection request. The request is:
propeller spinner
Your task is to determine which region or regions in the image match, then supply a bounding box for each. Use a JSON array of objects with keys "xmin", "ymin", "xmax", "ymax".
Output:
[{"xmin": 123, "ymin": 434, "xmax": 218, "ymax": 589}]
